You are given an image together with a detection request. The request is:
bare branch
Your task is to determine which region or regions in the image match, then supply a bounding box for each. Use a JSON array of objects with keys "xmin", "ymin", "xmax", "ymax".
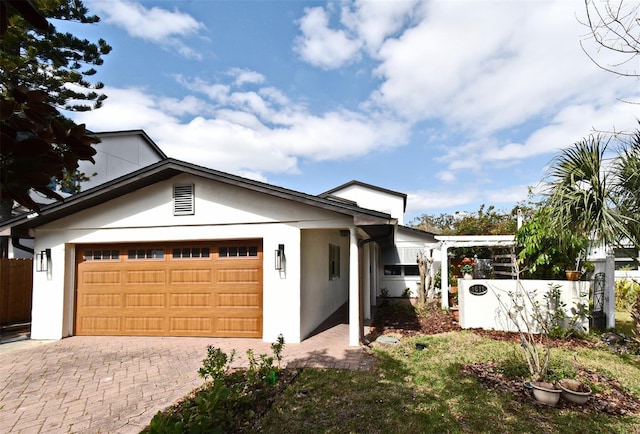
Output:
[{"xmin": 581, "ymin": 0, "xmax": 640, "ymax": 78}]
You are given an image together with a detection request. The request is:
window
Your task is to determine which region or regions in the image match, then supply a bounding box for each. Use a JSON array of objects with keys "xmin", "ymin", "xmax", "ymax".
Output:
[
  {"xmin": 614, "ymin": 247, "xmax": 639, "ymax": 270},
  {"xmin": 384, "ymin": 265, "xmax": 402, "ymax": 276},
  {"xmin": 404, "ymin": 265, "xmax": 420, "ymax": 276},
  {"xmin": 173, "ymin": 184, "xmax": 194, "ymax": 215},
  {"xmin": 329, "ymin": 244, "xmax": 340, "ymax": 280},
  {"xmin": 128, "ymin": 249, "xmax": 164, "ymax": 260},
  {"xmin": 84, "ymin": 250, "xmax": 120, "ymax": 261},
  {"xmin": 384, "ymin": 265, "xmax": 420, "ymax": 277},
  {"xmin": 172, "ymin": 247, "xmax": 211, "ymax": 259},
  {"xmin": 219, "ymin": 245, "xmax": 259, "ymax": 258}
]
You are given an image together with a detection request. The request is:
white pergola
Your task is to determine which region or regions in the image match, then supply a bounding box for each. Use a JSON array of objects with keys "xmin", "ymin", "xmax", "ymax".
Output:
[{"xmin": 435, "ymin": 235, "xmax": 516, "ymax": 309}]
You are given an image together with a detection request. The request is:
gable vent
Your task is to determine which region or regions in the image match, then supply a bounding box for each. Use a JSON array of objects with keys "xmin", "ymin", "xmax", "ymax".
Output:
[{"xmin": 173, "ymin": 184, "xmax": 195, "ymax": 215}]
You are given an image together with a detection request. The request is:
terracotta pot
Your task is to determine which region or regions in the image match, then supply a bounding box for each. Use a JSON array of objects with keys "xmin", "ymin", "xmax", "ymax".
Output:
[
  {"xmin": 558, "ymin": 379, "xmax": 592, "ymax": 405},
  {"xmin": 530, "ymin": 382, "xmax": 562, "ymax": 406},
  {"xmin": 450, "ymin": 306, "xmax": 459, "ymax": 322},
  {"xmin": 566, "ymin": 270, "xmax": 581, "ymax": 281}
]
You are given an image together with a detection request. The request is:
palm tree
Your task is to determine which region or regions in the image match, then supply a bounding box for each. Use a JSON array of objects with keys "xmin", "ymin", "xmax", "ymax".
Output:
[
  {"xmin": 614, "ymin": 131, "xmax": 640, "ymax": 256},
  {"xmin": 544, "ymin": 131, "xmax": 640, "ymax": 264}
]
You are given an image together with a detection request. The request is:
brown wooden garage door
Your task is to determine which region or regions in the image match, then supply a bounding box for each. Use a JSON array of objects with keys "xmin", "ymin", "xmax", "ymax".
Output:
[{"xmin": 75, "ymin": 241, "xmax": 263, "ymax": 337}]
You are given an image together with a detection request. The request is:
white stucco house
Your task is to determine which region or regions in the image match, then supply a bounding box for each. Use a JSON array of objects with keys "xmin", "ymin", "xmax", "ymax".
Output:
[{"xmin": 0, "ymin": 145, "xmax": 436, "ymax": 346}]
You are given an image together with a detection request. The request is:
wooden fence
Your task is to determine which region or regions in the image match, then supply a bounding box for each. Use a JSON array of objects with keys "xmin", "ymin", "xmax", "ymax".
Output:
[{"xmin": 0, "ymin": 258, "xmax": 33, "ymax": 325}]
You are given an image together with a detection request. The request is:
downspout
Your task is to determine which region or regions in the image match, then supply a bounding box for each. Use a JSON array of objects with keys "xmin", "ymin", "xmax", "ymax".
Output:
[{"xmin": 12, "ymin": 237, "xmax": 34, "ymax": 255}]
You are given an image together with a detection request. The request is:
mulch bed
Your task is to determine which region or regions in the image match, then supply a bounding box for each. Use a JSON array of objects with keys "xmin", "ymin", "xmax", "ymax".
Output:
[
  {"xmin": 367, "ymin": 298, "xmax": 640, "ymax": 415},
  {"xmin": 462, "ymin": 362, "xmax": 640, "ymax": 415}
]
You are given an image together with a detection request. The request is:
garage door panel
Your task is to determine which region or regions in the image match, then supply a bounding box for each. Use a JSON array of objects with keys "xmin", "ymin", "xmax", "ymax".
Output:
[
  {"xmin": 124, "ymin": 316, "xmax": 165, "ymax": 333},
  {"xmin": 170, "ymin": 269, "xmax": 212, "ymax": 284},
  {"xmin": 125, "ymin": 270, "xmax": 166, "ymax": 284},
  {"xmin": 170, "ymin": 316, "xmax": 212, "ymax": 333},
  {"xmin": 82, "ymin": 270, "xmax": 122, "ymax": 285},
  {"xmin": 124, "ymin": 293, "xmax": 166, "ymax": 308},
  {"xmin": 76, "ymin": 241, "xmax": 262, "ymax": 337},
  {"xmin": 81, "ymin": 316, "xmax": 121, "ymax": 333},
  {"xmin": 217, "ymin": 268, "xmax": 260, "ymax": 283},
  {"xmin": 169, "ymin": 292, "xmax": 212, "ymax": 308},
  {"xmin": 216, "ymin": 316, "xmax": 262, "ymax": 336},
  {"xmin": 216, "ymin": 292, "xmax": 261, "ymax": 309}
]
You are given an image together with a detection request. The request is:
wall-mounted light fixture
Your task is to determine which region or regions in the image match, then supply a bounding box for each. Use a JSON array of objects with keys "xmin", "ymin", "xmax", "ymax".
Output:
[
  {"xmin": 274, "ymin": 244, "xmax": 285, "ymax": 271},
  {"xmin": 36, "ymin": 248, "xmax": 51, "ymax": 272}
]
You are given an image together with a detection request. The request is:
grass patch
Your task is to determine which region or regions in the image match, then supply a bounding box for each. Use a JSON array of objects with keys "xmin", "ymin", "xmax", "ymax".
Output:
[
  {"xmin": 143, "ymin": 331, "xmax": 640, "ymax": 433},
  {"xmin": 257, "ymin": 332, "xmax": 640, "ymax": 433},
  {"xmin": 616, "ymin": 309, "xmax": 635, "ymax": 336}
]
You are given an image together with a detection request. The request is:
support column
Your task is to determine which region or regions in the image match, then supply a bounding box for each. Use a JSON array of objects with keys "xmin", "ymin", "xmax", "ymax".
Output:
[
  {"xmin": 440, "ymin": 243, "xmax": 449, "ymax": 309},
  {"xmin": 349, "ymin": 228, "xmax": 360, "ymax": 346},
  {"xmin": 363, "ymin": 243, "xmax": 371, "ymax": 320},
  {"xmin": 605, "ymin": 251, "xmax": 616, "ymax": 329}
]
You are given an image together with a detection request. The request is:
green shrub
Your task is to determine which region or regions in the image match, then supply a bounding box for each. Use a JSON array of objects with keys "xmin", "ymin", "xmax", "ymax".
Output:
[
  {"xmin": 144, "ymin": 335, "xmax": 286, "ymax": 433},
  {"xmin": 615, "ymin": 279, "xmax": 640, "ymax": 311}
]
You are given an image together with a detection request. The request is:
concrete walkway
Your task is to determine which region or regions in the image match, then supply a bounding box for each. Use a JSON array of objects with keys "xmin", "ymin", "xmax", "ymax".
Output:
[{"xmin": 0, "ymin": 309, "xmax": 375, "ymax": 434}]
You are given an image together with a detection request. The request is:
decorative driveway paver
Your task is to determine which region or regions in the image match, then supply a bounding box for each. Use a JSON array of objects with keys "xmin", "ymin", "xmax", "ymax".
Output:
[{"xmin": 0, "ymin": 314, "xmax": 373, "ymax": 433}]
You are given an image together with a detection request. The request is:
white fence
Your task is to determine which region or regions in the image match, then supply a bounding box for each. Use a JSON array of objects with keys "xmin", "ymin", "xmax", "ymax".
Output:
[{"xmin": 457, "ymin": 279, "xmax": 591, "ymax": 333}]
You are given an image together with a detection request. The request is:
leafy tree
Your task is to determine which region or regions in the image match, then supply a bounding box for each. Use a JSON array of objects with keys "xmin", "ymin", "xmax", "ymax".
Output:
[
  {"xmin": 0, "ymin": 0, "xmax": 110, "ymax": 217},
  {"xmin": 516, "ymin": 207, "xmax": 589, "ymax": 279},
  {"xmin": 411, "ymin": 204, "xmax": 525, "ymax": 258},
  {"xmin": 411, "ymin": 204, "xmax": 522, "ymax": 235}
]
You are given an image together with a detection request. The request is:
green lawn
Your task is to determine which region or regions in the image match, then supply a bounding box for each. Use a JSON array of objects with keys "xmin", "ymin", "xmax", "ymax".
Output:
[
  {"xmin": 144, "ymin": 330, "xmax": 640, "ymax": 434},
  {"xmin": 616, "ymin": 309, "xmax": 636, "ymax": 336},
  {"xmin": 256, "ymin": 332, "xmax": 640, "ymax": 433}
]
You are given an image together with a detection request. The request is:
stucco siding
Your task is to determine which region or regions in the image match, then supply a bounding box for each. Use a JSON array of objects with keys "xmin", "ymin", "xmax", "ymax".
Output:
[
  {"xmin": 30, "ymin": 175, "xmax": 357, "ymax": 342},
  {"xmin": 77, "ymin": 134, "xmax": 164, "ymax": 191},
  {"xmin": 300, "ymin": 229, "xmax": 350, "ymax": 340},
  {"xmin": 328, "ymin": 185, "xmax": 405, "ymax": 225}
]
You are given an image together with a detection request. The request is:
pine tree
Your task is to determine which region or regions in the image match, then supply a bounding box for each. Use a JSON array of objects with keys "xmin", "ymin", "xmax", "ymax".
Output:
[{"xmin": 0, "ymin": 0, "xmax": 111, "ymax": 216}]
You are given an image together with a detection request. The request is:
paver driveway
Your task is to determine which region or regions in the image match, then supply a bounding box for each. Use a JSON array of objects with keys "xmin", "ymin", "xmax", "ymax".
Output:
[{"xmin": 0, "ymin": 316, "xmax": 373, "ymax": 434}]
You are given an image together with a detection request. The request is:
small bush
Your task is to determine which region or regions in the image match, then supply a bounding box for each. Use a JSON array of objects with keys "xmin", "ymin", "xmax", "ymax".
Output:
[
  {"xmin": 615, "ymin": 279, "xmax": 640, "ymax": 311},
  {"xmin": 144, "ymin": 336, "xmax": 286, "ymax": 434}
]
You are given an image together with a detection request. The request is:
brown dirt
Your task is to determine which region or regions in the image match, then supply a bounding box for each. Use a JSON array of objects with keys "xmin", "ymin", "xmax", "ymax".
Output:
[{"xmin": 365, "ymin": 298, "xmax": 461, "ymax": 342}]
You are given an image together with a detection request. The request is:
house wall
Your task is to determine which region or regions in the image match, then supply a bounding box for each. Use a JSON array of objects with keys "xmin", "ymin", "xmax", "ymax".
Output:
[
  {"xmin": 328, "ymin": 185, "xmax": 405, "ymax": 225},
  {"xmin": 379, "ymin": 229, "xmax": 439, "ymax": 298},
  {"xmin": 300, "ymin": 229, "xmax": 350, "ymax": 340},
  {"xmin": 458, "ymin": 279, "xmax": 590, "ymax": 333},
  {"xmin": 77, "ymin": 133, "xmax": 164, "ymax": 191},
  {"xmin": 30, "ymin": 174, "xmax": 354, "ymax": 343}
]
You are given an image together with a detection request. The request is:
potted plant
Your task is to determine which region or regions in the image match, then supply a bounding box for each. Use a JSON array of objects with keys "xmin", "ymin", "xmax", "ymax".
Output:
[
  {"xmin": 495, "ymin": 277, "xmax": 565, "ymax": 405},
  {"xmin": 530, "ymin": 381, "xmax": 562, "ymax": 406},
  {"xmin": 558, "ymin": 379, "xmax": 592, "ymax": 405},
  {"xmin": 566, "ymin": 255, "xmax": 583, "ymax": 281},
  {"xmin": 459, "ymin": 257, "xmax": 475, "ymax": 279},
  {"xmin": 580, "ymin": 261, "xmax": 595, "ymax": 281},
  {"xmin": 448, "ymin": 275, "xmax": 458, "ymax": 306}
]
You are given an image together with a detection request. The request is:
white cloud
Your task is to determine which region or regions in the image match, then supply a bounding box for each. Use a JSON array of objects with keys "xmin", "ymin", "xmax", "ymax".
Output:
[
  {"xmin": 228, "ymin": 68, "xmax": 266, "ymax": 87},
  {"xmin": 89, "ymin": 0, "xmax": 205, "ymax": 59},
  {"xmin": 294, "ymin": 6, "xmax": 362, "ymax": 69},
  {"xmin": 340, "ymin": 0, "xmax": 420, "ymax": 54},
  {"xmin": 436, "ymin": 170, "xmax": 455, "ymax": 183},
  {"xmin": 406, "ymin": 183, "xmax": 531, "ymax": 215},
  {"xmin": 73, "ymin": 78, "xmax": 411, "ymax": 179},
  {"xmin": 406, "ymin": 190, "xmax": 480, "ymax": 213}
]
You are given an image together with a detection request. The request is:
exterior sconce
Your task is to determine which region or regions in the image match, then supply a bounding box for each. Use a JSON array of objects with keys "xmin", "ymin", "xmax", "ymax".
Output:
[
  {"xmin": 36, "ymin": 248, "xmax": 51, "ymax": 272},
  {"xmin": 274, "ymin": 244, "xmax": 285, "ymax": 271}
]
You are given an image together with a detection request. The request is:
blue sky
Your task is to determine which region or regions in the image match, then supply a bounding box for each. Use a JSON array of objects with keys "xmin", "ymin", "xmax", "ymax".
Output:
[{"xmin": 64, "ymin": 0, "xmax": 640, "ymax": 223}]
